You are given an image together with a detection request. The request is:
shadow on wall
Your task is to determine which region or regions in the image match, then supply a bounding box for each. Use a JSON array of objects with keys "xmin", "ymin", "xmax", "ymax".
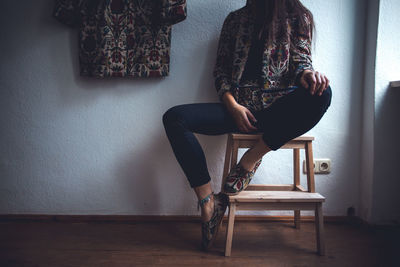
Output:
[
  {"xmin": 115, "ymin": 134, "xmax": 196, "ymax": 215},
  {"xmin": 318, "ymin": 0, "xmax": 366, "ymax": 216},
  {"xmin": 373, "ymin": 86, "xmax": 400, "ymax": 224},
  {"xmin": 116, "ymin": 136, "xmax": 165, "ymax": 215},
  {"xmin": 193, "ymin": 37, "xmax": 219, "ymax": 102},
  {"xmin": 338, "ymin": 0, "xmax": 365, "ymax": 215}
]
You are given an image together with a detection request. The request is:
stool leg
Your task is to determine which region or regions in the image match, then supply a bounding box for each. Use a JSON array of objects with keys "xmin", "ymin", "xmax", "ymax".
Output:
[
  {"xmin": 221, "ymin": 135, "xmax": 233, "ymax": 191},
  {"xmin": 293, "ymin": 148, "xmax": 301, "ymax": 229},
  {"xmin": 231, "ymin": 141, "xmax": 239, "ymax": 168},
  {"xmin": 294, "ymin": 210, "xmax": 301, "ymax": 229},
  {"xmin": 305, "ymin": 142, "xmax": 315, "ymax": 193},
  {"xmin": 225, "ymin": 203, "xmax": 236, "ymax": 257},
  {"xmin": 315, "ymin": 202, "xmax": 325, "ymax": 255}
]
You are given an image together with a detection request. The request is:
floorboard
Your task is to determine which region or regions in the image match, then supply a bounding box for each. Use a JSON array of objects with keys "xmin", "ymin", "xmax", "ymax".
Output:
[{"xmin": 0, "ymin": 221, "xmax": 398, "ymax": 267}]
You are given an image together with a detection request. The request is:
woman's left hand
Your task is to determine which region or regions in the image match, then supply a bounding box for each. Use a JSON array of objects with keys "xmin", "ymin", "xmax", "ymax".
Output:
[{"xmin": 299, "ymin": 70, "xmax": 330, "ymax": 96}]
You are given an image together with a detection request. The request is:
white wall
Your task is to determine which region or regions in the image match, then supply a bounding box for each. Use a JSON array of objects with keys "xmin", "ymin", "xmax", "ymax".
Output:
[
  {"xmin": 0, "ymin": 0, "xmax": 366, "ymax": 216},
  {"xmin": 371, "ymin": 0, "xmax": 400, "ymax": 224}
]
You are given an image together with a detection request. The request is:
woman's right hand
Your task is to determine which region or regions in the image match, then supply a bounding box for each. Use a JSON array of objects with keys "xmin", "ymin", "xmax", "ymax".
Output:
[
  {"xmin": 222, "ymin": 92, "xmax": 258, "ymax": 133},
  {"xmin": 229, "ymin": 104, "xmax": 258, "ymax": 133}
]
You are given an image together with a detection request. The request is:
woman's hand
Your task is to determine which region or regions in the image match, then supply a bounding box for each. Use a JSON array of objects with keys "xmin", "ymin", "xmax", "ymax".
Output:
[
  {"xmin": 229, "ymin": 104, "xmax": 258, "ymax": 133},
  {"xmin": 222, "ymin": 92, "xmax": 258, "ymax": 133},
  {"xmin": 299, "ymin": 70, "xmax": 330, "ymax": 96}
]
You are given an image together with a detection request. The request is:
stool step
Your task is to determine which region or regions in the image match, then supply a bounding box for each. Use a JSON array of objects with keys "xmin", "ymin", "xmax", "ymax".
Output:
[
  {"xmin": 229, "ymin": 191, "xmax": 325, "ymax": 203},
  {"xmin": 230, "ymin": 133, "xmax": 315, "ymax": 141}
]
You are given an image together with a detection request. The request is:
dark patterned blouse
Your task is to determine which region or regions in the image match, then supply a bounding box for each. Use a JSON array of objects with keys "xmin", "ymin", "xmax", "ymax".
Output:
[
  {"xmin": 213, "ymin": 0, "xmax": 314, "ymax": 111},
  {"xmin": 53, "ymin": 0, "xmax": 187, "ymax": 78}
]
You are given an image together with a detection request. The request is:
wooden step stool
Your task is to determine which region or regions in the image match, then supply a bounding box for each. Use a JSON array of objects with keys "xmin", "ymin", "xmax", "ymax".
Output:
[{"xmin": 221, "ymin": 133, "xmax": 325, "ymax": 256}]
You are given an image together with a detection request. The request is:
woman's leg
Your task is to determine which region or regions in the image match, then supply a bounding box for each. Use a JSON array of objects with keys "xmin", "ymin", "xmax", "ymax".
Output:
[
  {"xmin": 239, "ymin": 86, "xmax": 332, "ymax": 170},
  {"xmin": 238, "ymin": 138, "xmax": 272, "ymax": 171},
  {"xmin": 162, "ymin": 103, "xmax": 238, "ymax": 220}
]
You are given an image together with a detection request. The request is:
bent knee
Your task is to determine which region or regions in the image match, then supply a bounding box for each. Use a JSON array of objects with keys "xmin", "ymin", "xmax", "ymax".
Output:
[
  {"xmin": 320, "ymin": 86, "xmax": 332, "ymax": 108},
  {"xmin": 308, "ymin": 86, "xmax": 332, "ymax": 109},
  {"xmin": 162, "ymin": 105, "xmax": 184, "ymax": 127}
]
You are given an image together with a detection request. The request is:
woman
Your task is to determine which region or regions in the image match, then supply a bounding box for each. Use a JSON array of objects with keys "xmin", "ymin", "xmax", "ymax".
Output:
[{"xmin": 163, "ymin": 0, "xmax": 331, "ymax": 250}]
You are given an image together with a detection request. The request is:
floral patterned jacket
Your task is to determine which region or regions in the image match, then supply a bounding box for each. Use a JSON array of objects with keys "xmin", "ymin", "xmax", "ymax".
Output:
[
  {"xmin": 54, "ymin": 0, "xmax": 187, "ymax": 78},
  {"xmin": 213, "ymin": 0, "xmax": 314, "ymax": 104}
]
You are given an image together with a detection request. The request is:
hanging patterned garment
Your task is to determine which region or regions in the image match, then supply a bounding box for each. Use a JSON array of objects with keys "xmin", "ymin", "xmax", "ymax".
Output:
[{"xmin": 53, "ymin": 0, "xmax": 187, "ymax": 78}]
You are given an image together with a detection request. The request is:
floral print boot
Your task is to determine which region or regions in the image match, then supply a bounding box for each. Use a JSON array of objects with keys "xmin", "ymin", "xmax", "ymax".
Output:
[
  {"xmin": 223, "ymin": 158, "xmax": 263, "ymax": 195},
  {"xmin": 199, "ymin": 192, "xmax": 228, "ymax": 250}
]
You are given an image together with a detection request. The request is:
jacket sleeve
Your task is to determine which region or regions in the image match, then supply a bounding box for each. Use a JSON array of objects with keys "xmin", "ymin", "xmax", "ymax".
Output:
[
  {"xmin": 53, "ymin": 0, "xmax": 82, "ymax": 27},
  {"xmin": 290, "ymin": 15, "xmax": 314, "ymax": 83},
  {"xmin": 159, "ymin": 0, "xmax": 187, "ymax": 25},
  {"xmin": 213, "ymin": 13, "xmax": 235, "ymax": 101}
]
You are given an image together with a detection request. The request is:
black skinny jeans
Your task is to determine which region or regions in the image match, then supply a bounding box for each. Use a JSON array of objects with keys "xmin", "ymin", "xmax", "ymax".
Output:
[{"xmin": 162, "ymin": 86, "xmax": 332, "ymax": 188}]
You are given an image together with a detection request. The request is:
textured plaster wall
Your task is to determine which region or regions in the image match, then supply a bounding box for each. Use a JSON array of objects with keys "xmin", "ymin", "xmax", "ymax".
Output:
[
  {"xmin": 371, "ymin": 0, "xmax": 400, "ymax": 224},
  {"xmin": 0, "ymin": 0, "xmax": 366, "ymax": 216}
]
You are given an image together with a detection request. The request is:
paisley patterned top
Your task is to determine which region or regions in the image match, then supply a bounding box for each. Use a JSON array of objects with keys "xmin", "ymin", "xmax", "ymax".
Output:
[
  {"xmin": 53, "ymin": 0, "xmax": 187, "ymax": 78},
  {"xmin": 213, "ymin": 2, "xmax": 314, "ymax": 111}
]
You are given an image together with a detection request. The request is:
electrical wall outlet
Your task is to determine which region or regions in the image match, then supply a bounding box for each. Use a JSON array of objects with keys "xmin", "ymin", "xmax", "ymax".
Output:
[{"xmin": 303, "ymin": 159, "xmax": 331, "ymax": 174}]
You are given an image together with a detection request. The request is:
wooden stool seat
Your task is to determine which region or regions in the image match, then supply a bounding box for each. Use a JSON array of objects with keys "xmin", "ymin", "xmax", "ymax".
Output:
[
  {"xmin": 229, "ymin": 191, "xmax": 325, "ymax": 203},
  {"xmin": 221, "ymin": 133, "xmax": 326, "ymax": 257}
]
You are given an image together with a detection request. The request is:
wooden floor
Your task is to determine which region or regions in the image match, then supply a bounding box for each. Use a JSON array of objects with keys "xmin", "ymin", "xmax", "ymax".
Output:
[{"xmin": 0, "ymin": 220, "xmax": 399, "ymax": 267}]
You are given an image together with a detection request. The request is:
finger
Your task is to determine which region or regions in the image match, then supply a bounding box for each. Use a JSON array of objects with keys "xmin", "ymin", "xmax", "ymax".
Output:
[
  {"xmin": 314, "ymin": 71, "xmax": 322, "ymax": 95},
  {"xmin": 245, "ymin": 111, "xmax": 258, "ymax": 131},
  {"xmin": 318, "ymin": 75, "xmax": 327, "ymax": 96},
  {"xmin": 321, "ymin": 74, "xmax": 328, "ymax": 92},
  {"xmin": 308, "ymin": 72, "xmax": 317, "ymax": 95},
  {"xmin": 301, "ymin": 70, "xmax": 312, "ymax": 89},
  {"xmin": 248, "ymin": 124, "xmax": 258, "ymax": 131},
  {"xmin": 315, "ymin": 72, "xmax": 322, "ymax": 94},
  {"xmin": 321, "ymin": 75, "xmax": 330, "ymax": 95},
  {"xmin": 246, "ymin": 109, "xmax": 257, "ymax": 123},
  {"xmin": 244, "ymin": 116, "xmax": 257, "ymax": 131}
]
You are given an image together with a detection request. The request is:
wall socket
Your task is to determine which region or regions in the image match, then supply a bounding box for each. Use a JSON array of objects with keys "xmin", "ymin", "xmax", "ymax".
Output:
[{"xmin": 303, "ymin": 159, "xmax": 331, "ymax": 174}]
